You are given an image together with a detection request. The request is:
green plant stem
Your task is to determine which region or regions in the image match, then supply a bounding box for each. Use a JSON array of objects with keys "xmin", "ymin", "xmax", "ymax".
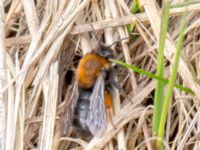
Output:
[
  {"xmin": 157, "ymin": 10, "xmax": 187, "ymax": 149},
  {"xmin": 153, "ymin": 1, "xmax": 170, "ymax": 135},
  {"xmin": 170, "ymin": 0, "xmax": 200, "ymax": 8},
  {"xmin": 110, "ymin": 59, "xmax": 194, "ymax": 95}
]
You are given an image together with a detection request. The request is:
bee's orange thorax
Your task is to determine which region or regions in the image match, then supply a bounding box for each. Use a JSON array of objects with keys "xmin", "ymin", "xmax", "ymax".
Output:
[{"xmin": 76, "ymin": 53, "xmax": 111, "ymax": 89}]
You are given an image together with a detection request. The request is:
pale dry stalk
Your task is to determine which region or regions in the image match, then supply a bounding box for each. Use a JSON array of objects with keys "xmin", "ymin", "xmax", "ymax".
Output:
[
  {"xmin": 70, "ymin": 2, "xmax": 200, "ymax": 35},
  {"xmin": 40, "ymin": 61, "xmax": 59, "ymax": 150},
  {"xmin": 21, "ymin": 0, "xmax": 39, "ymax": 37},
  {"xmin": 0, "ymin": 1, "xmax": 7, "ymax": 149}
]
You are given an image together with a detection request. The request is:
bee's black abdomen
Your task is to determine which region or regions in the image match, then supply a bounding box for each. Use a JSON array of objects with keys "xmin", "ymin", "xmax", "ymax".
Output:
[
  {"xmin": 73, "ymin": 99, "xmax": 89, "ymax": 130},
  {"xmin": 72, "ymin": 90, "xmax": 91, "ymax": 136}
]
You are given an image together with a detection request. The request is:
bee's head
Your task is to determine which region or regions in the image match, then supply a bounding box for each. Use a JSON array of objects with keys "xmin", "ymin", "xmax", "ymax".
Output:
[
  {"xmin": 89, "ymin": 24, "xmax": 128, "ymax": 59},
  {"xmin": 93, "ymin": 45, "xmax": 114, "ymax": 59}
]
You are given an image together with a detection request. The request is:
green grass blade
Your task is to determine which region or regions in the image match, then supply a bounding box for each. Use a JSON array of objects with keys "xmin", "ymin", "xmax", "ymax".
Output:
[
  {"xmin": 170, "ymin": 0, "xmax": 200, "ymax": 8},
  {"xmin": 131, "ymin": 0, "xmax": 139, "ymax": 13},
  {"xmin": 127, "ymin": 0, "xmax": 138, "ymax": 33},
  {"xmin": 110, "ymin": 59, "xmax": 194, "ymax": 95},
  {"xmin": 127, "ymin": 0, "xmax": 144, "ymax": 33},
  {"xmin": 153, "ymin": 1, "xmax": 171, "ymax": 135},
  {"xmin": 157, "ymin": 10, "xmax": 188, "ymax": 149}
]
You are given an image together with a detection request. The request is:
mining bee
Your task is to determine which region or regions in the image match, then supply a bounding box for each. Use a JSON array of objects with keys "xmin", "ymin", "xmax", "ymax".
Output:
[
  {"xmin": 62, "ymin": 25, "xmax": 128, "ymax": 138},
  {"xmin": 71, "ymin": 45, "xmax": 114, "ymax": 137}
]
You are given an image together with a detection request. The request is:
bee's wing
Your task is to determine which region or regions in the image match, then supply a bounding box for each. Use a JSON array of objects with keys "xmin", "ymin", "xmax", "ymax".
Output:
[
  {"xmin": 61, "ymin": 80, "xmax": 79, "ymax": 136},
  {"xmin": 86, "ymin": 71, "xmax": 106, "ymax": 136}
]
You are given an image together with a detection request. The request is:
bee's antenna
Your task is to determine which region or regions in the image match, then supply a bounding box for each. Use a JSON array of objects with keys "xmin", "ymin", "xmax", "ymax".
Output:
[
  {"xmin": 106, "ymin": 37, "xmax": 129, "ymax": 48},
  {"xmin": 89, "ymin": 23, "xmax": 129, "ymax": 49},
  {"xmin": 89, "ymin": 23, "xmax": 104, "ymax": 48}
]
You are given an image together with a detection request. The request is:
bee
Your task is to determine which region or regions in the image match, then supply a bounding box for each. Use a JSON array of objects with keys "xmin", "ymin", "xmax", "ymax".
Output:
[
  {"xmin": 61, "ymin": 25, "xmax": 128, "ymax": 138},
  {"xmin": 70, "ymin": 46, "xmax": 114, "ymax": 137}
]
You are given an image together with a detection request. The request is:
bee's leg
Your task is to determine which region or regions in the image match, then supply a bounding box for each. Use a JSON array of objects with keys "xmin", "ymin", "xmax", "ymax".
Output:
[
  {"xmin": 104, "ymin": 88, "xmax": 117, "ymax": 130},
  {"xmin": 106, "ymin": 66, "xmax": 133, "ymax": 102},
  {"xmin": 106, "ymin": 107, "xmax": 117, "ymax": 130},
  {"xmin": 106, "ymin": 79, "xmax": 133, "ymax": 103}
]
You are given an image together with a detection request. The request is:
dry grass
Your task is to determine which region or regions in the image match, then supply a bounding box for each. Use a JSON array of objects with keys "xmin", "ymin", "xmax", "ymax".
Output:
[{"xmin": 1, "ymin": 0, "xmax": 200, "ymax": 150}]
